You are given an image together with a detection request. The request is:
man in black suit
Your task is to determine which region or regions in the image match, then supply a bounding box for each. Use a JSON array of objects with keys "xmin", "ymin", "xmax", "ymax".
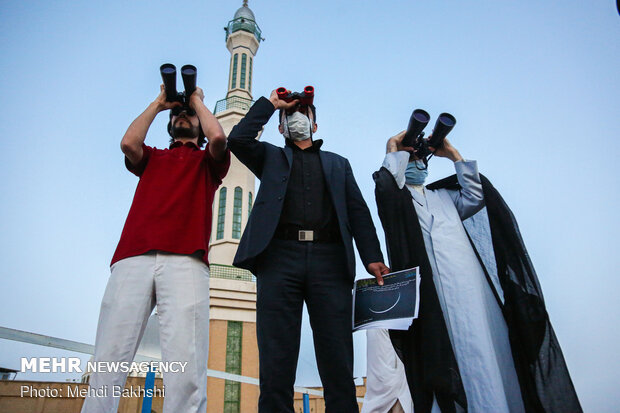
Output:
[{"xmin": 228, "ymin": 89, "xmax": 389, "ymax": 413}]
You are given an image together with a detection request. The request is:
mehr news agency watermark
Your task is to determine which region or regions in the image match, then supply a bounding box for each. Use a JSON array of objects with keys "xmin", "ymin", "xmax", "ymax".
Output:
[{"xmin": 18, "ymin": 357, "xmax": 188, "ymax": 398}]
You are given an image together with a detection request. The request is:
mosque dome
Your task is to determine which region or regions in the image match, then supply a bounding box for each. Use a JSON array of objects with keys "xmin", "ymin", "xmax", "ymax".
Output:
[
  {"xmin": 234, "ymin": 5, "xmax": 256, "ymax": 22},
  {"xmin": 226, "ymin": 1, "xmax": 262, "ymax": 43}
]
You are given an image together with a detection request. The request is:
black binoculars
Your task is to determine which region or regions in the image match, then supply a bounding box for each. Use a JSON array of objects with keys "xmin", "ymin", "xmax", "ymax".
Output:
[
  {"xmin": 160, "ymin": 63, "xmax": 197, "ymax": 107},
  {"xmin": 402, "ymin": 109, "xmax": 456, "ymax": 165}
]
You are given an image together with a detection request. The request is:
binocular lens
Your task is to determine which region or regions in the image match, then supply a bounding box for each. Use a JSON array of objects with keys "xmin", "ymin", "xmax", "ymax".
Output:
[
  {"xmin": 413, "ymin": 110, "xmax": 430, "ymax": 123},
  {"xmin": 438, "ymin": 113, "xmax": 456, "ymax": 127},
  {"xmin": 160, "ymin": 64, "xmax": 176, "ymax": 74},
  {"xmin": 181, "ymin": 65, "xmax": 196, "ymax": 76}
]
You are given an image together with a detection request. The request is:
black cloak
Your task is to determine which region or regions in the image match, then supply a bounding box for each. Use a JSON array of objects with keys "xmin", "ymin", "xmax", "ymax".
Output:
[{"xmin": 372, "ymin": 166, "xmax": 582, "ymax": 413}]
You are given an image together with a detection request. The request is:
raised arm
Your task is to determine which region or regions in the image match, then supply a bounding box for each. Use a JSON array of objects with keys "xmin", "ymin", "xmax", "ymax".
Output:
[
  {"xmin": 382, "ymin": 130, "xmax": 415, "ymax": 188},
  {"xmin": 227, "ymin": 90, "xmax": 297, "ymax": 178},
  {"xmin": 189, "ymin": 87, "xmax": 227, "ymax": 161},
  {"xmin": 432, "ymin": 138, "xmax": 484, "ymax": 220},
  {"xmin": 121, "ymin": 85, "xmax": 180, "ymax": 166}
]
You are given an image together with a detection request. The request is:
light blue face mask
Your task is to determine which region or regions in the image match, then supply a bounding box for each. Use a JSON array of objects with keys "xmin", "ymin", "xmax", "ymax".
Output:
[{"xmin": 405, "ymin": 160, "xmax": 428, "ymax": 185}]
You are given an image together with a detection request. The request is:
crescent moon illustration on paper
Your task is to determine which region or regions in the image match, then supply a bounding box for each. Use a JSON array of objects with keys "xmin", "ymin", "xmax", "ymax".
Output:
[{"xmin": 369, "ymin": 292, "xmax": 401, "ymax": 314}]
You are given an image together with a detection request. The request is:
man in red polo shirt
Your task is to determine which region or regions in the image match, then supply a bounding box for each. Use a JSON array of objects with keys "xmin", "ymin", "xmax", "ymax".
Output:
[{"xmin": 81, "ymin": 84, "xmax": 229, "ymax": 413}]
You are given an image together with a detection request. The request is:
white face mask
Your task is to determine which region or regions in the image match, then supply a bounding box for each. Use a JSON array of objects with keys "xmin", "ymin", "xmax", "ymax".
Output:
[{"xmin": 283, "ymin": 111, "xmax": 312, "ymax": 141}]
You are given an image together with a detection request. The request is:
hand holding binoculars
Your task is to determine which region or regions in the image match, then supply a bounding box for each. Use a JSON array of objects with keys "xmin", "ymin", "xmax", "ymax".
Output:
[
  {"xmin": 402, "ymin": 109, "xmax": 456, "ymax": 163},
  {"xmin": 160, "ymin": 63, "xmax": 198, "ymax": 107},
  {"xmin": 276, "ymin": 86, "xmax": 315, "ymax": 106}
]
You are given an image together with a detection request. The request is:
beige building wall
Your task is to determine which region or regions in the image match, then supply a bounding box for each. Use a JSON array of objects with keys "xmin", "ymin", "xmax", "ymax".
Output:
[
  {"xmin": 206, "ymin": 319, "xmax": 227, "ymax": 413},
  {"xmin": 209, "ymin": 278, "xmax": 257, "ymax": 322},
  {"xmin": 205, "ymin": 319, "xmax": 259, "ymax": 413},
  {"xmin": 240, "ymin": 322, "xmax": 259, "ymax": 412},
  {"xmin": 207, "ymin": 276, "xmax": 258, "ymax": 412}
]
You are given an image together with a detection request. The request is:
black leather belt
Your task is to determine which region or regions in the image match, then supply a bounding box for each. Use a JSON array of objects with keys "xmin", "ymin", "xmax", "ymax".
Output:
[{"xmin": 274, "ymin": 225, "xmax": 341, "ymax": 242}]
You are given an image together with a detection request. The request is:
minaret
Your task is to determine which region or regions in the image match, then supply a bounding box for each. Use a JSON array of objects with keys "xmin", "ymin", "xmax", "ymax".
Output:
[
  {"xmin": 209, "ymin": 0, "xmax": 263, "ymax": 271},
  {"xmin": 206, "ymin": 4, "xmax": 262, "ymax": 411}
]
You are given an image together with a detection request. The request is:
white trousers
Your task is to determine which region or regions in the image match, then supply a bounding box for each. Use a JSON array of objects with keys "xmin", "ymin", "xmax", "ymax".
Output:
[
  {"xmin": 81, "ymin": 252, "xmax": 210, "ymax": 413},
  {"xmin": 362, "ymin": 329, "xmax": 413, "ymax": 413}
]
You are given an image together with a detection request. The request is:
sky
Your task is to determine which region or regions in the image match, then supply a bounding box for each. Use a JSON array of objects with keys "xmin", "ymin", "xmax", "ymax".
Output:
[{"xmin": 0, "ymin": 0, "xmax": 619, "ymax": 411}]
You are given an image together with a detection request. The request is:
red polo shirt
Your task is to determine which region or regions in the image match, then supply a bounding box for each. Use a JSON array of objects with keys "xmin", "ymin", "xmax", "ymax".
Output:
[{"xmin": 111, "ymin": 142, "xmax": 230, "ymax": 266}]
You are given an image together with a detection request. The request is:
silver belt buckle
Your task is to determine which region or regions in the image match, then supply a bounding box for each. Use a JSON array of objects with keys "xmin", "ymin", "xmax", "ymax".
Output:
[{"xmin": 298, "ymin": 230, "xmax": 314, "ymax": 241}]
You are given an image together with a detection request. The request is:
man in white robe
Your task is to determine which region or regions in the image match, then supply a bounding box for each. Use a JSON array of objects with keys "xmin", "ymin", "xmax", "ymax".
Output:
[{"xmin": 373, "ymin": 131, "xmax": 525, "ymax": 413}]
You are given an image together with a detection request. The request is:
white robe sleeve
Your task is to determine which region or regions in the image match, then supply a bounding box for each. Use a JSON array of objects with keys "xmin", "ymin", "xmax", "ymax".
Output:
[
  {"xmin": 448, "ymin": 160, "xmax": 485, "ymax": 220},
  {"xmin": 382, "ymin": 151, "xmax": 411, "ymax": 190}
]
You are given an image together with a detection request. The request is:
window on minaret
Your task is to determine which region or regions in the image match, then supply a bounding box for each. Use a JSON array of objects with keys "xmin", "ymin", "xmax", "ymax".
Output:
[
  {"xmin": 248, "ymin": 57, "xmax": 253, "ymax": 92},
  {"xmin": 224, "ymin": 321, "xmax": 242, "ymax": 413},
  {"xmin": 217, "ymin": 187, "xmax": 227, "ymax": 240},
  {"xmin": 231, "ymin": 54, "xmax": 238, "ymax": 89},
  {"xmin": 248, "ymin": 192, "xmax": 253, "ymax": 218},
  {"xmin": 232, "ymin": 187, "xmax": 242, "ymax": 239},
  {"xmin": 240, "ymin": 54, "xmax": 247, "ymax": 89}
]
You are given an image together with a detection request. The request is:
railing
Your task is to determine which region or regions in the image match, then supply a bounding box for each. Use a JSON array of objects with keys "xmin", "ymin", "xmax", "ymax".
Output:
[
  {"xmin": 210, "ymin": 263, "xmax": 255, "ymax": 282},
  {"xmin": 225, "ymin": 17, "xmax": 262, "ymax": 42},
  {"xmin": 214, "ymin": 96, "xmax": 254, "ymax": 114}
]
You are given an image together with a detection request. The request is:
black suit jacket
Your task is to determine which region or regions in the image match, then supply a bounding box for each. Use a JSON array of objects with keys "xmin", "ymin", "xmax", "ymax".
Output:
[{"xmin": 228, "ymin": 97, "xmax": 383, "ymax": 281}]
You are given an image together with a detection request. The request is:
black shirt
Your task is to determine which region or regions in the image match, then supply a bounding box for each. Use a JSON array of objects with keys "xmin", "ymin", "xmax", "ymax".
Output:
[{"xmin": 278, "ymin": 139, "xmax": 339, "ymax": 233}]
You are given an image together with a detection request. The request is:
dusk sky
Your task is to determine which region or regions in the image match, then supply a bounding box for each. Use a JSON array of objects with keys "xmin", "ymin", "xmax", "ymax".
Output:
[{"xmin": 0, "ymin": 1, "xmax": 618, "ymax": 411}]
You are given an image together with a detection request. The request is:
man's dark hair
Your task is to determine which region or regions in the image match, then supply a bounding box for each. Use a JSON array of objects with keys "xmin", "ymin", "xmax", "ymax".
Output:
[
  {"xmin": 167, "ymin": 112, "xmax": 206, "ymax": 147},
  {"xmin": 279, "ymin": 104, "xmax": 317, "ymax": 124}
]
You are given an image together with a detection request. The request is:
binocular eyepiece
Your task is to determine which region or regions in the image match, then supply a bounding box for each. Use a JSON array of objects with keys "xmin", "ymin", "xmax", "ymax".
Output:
[
  {"xmin": 160, "ymin": 63, "xmax": 197, "ymax": 107},
  {"xmin": 276, "ymin": 86, "xmax": 315, "ymax": 106},
  {"xmin": 402, "ymin": 109, "xmax": 456, "ymax": 164}
]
